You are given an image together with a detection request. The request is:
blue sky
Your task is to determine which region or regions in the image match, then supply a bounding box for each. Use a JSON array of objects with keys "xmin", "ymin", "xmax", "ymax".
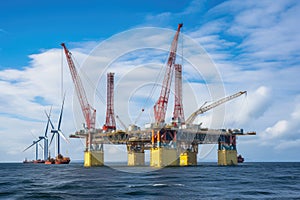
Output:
[
  {"xmin": 0, "ymin": 0, "xmax": 226, "ymax": 68},
  {"xmin": 1, "ymin": 0, "xmax": 300, "ymax": 162}
]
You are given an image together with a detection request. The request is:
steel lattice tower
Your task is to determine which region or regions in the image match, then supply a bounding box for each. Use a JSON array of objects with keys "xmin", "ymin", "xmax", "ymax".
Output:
[
  {"xmin": 104, "ymin": 72, "xmax": 116, "ymax": 130},
  {"xmin": 173, "ymin": 64, "xmax": 185, "ymax": 122}
]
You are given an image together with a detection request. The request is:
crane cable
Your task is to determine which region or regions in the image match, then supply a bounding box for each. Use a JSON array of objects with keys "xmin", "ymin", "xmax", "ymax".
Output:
[
  {"xmin": 135, "ymin": 29, "xmax": 184, "ymax": 124},
  {"xmin": 61, "ymin": 51, "xmax": 106, "ymax": 128},
  {"xmin": 61, "ymin": 48, "xmax": 64, "ymax": 101},
  {"xmin": 71, "ymin": 54, "xmax": 106, "ymax": 105},
  {"xmin": 133, "ymin": 49, "xmax": 170, "ymax": 124},
  {"xmin": 65, "ymin": 38, "xmax": 180, "ymax": 126}
]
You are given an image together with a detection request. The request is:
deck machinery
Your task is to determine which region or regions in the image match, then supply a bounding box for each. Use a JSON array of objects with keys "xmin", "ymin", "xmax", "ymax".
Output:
[
  {"xmin": 70, "ymin": 125, "xmax": 256, "ymax": 167},
  {"xmin": 65, "ymin": 23, "xmax": 256, "ymax": 167}
]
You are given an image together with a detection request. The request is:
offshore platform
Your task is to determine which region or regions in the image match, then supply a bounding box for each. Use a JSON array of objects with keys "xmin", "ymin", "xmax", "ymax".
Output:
[{"xmin": 61, "ymin": 23, "xmax": 255, "ymax": 167}]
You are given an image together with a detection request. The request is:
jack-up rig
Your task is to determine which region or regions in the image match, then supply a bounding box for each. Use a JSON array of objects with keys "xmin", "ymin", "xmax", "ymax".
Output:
[{"xmin": 62, "ymin": 23, "xmax": 256, "ymax": 167}]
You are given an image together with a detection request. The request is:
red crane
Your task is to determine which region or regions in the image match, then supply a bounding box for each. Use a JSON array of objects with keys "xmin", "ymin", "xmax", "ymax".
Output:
[
  {"xmin": 154, "ymin": 23, "xmax": 183, "ymax": 124},
  {"xmin": 61, "ymin": 43, "xmax": 96, "ymax": 149}
]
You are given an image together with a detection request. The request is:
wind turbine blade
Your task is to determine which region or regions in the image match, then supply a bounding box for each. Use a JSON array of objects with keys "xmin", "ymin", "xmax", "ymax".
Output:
[
  {"xmin": 58, "ymin": 94, "xmax": 65, "ymax": 130},
  {"xmin": 38, "ymin": 137, "xmax": 46, "ymax": 150},
  {"xmin": 44, "ymin": 106, "xmax": 52, "ymax": 137},
  {"xmin": 45, "ymin": 110, "xmax": 55, "ymax": 130},
  {"xmin": 39, "ymin": 143, "xmax": 44, "ymax": 150},
  {"xmin": 49, "ymin": 133, "xmax": 56, "ymax": 146},
  {"xmin": 30, "ymin": 130, "xmax": 40, "ymax": 141},
  {"xmin": 58, "ymin": 130, "xmax": 69, "ymax": 143},
  {"xmin": 36, "ymin": 138, "xmax": 43, "ymax": 143},
  {"xmin": 23, "ymin": 139, "xmax": 40, "ymax": 152},
  {"xmin": 25, "ymin": 132, "xmax": 43, "ymax": 151},
  {"xmin": 23, "ymin": 142, "xmax": 36, "ymax": 152},
  {"xmin": 44, "ymin": 117, "xmax": 50, "ymax": 137}
]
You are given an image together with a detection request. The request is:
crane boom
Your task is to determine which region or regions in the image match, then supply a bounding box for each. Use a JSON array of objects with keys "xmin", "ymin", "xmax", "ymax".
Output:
[
  {"xmin": 173, "ymin": 64, "xmax": 185, "ymax": 122},
  {"xmin": 61, "ymin": 43, "xmax": 96, "ymax": 130},
  {"xmin": 116, "ymin": 115, "xmax": 127, "ymax": 130},
  {"xmin": 154, "ymin": 23, "xmax": 183, "ymax": 124},
  {"xmin": 186, "ymin": 91, "xmax": 246, "ymax": 124}
]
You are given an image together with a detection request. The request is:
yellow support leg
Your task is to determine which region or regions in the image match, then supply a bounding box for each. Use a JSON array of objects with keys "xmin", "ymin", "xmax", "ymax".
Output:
[
  {"xmin": 218, "ymin": 149, "xmax": 237, "ymax": 166},
  {"xmin": 150, "ymin": 148, "xmax": 179, "ymax": 167},
  {"xmin": 84, "ymin": 150, "xmax": 104, "ymax": 167},
  {"xmin": 180, "ymin": 151, "xmax": 197, "ymax": 166},
  {"xmin": 128, "ymin": 152, "xmax": 145, "ymax": 166}
]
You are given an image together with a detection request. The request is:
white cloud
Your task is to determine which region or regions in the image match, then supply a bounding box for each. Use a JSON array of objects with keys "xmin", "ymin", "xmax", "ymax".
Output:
[
  {"xmin": 275, "ymin": 139, "xmax": 300, "ymax": 150},
  {"xmin": 181, "ymin": 0, "xmax": 300, "ymax": 160},
  {"xmin": 260, "ymin": 99, "xmax": 300, "ymax": 143},
  {"xmin": 243, "ymin": 86, "xmax": 271, "ymax": 120},
  {"xmin": 0, "ymin": 46, "xmax": 91, "ymax": 162},
  {"xmin": 264, "ymin": 120, "xmax": 288, "ymax": 139},
  {"xmin": 0, "ymin": 25, "xmax": 225, "ymax": 162},
  {"xmin": 1, "ymin": 0, "xmax": 300, "ymax": 162},
  {"xmin": 145, "ymin": 12, "xmax": 172, "ymax": 26},
  {"xmin": 222, "ymin": 86, "xmax": 272, "ymax": 130},
  {"xmin": 217, "ymin": 0, "xmax": 300, "ymax": 64},
  {"xmin": 180, "ymin": 0, "xmax": 205, "ymax": 15}
]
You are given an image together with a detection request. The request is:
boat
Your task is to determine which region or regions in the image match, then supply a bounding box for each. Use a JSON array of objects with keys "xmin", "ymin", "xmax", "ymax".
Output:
[
  {"xmin": 23, "ymin": 158, "xmax": 33, "ymax": 164},
  {"xmin": 23, "ymin": 158, "xmax": 45, "ymax": 164},
  {"xmin": 45, "ymin": 157, "xmax": 55, "ymax": 164},
  {"xmin": 237, "ymin": 154, "xmax": 244, "ymax": 163},
  {"xmin": 33, "ymin": 159, "xmax": 45, "ymax": 164},
  {"xmin": 54, "ymin": 154, "xmax": 70, "ymax": 164}
]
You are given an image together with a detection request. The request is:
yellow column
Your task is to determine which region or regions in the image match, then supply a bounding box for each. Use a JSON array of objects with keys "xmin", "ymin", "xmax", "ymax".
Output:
[
  {"xmin": 128, "ymin": 152, "xmax": 145, "ymax": 166},
  {"xmin": 179, "ymin": 151, "xmax": 197, "ymax": 166},
  {"xmin": 218, "ymin": 149, "xmax": 237, "ymax": 166},
  {"xmin": 84, "ymin": 150, "xmax": 104, "ymax": 167},
  {"xmin": 127, "ymin": 143, "xmax": 145, "ymax": 166},
  {"xmin": 150, "ymin": 148, "xmax": 178, "ymax": 167}
]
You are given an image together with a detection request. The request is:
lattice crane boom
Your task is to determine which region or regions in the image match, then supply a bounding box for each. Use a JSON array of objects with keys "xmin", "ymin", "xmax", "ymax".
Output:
[
  {"xmin": 154, "ymin": 23, "xmax": 183, "ymax": 124},
  {"xmin": 61, "ymin": 43, "xmax": 96, "ymax": 130},
  {"xmin": 116, "ymin": 115, "xmax": 127, "ymax": 130},
  {"xmin": 186, "ymin": 91, "xmax": 247, "ymax": 124},
  {"xmin": 103, "ymin": 72, "xmax": 116, "ymax": 130},
  {"xmin": 173, "ymin": 64, "xmax": 185, "ymax": 122}
]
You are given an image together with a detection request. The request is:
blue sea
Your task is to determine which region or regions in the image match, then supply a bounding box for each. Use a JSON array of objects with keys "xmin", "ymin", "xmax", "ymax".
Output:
[{"xmin": 0, "ymin": 162, "xmax": 299, "ymax": 199}]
